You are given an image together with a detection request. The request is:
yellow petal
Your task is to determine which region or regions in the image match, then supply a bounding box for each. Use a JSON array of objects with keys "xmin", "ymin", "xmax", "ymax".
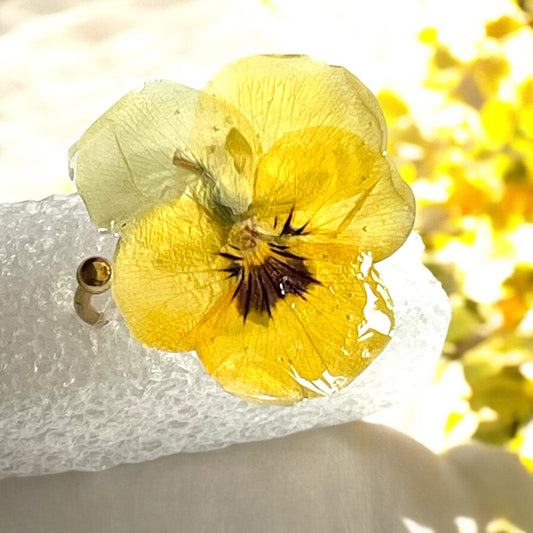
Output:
[
  {"xmin": 112, "ymin": 194, "xmax": 231, "ymax": 351},
  {"xmin": 253, "ymin": 125, "xmax": 377, "ymax": 214},
  {"xmin": 253, "ymin": 125, "xmax": 415, "ymax": 262},
  {"xmin": 187, "ymin": 92, "xmax": 261, "ymax": 218},
  {"xmin": 317, "ymin": 158, "xmax": 415, "ymax": 261},
  {"xmin": 192, "ymin": 243, "xmax": 394, "ymax": 405},
  {"xmin": 71, "ymin": 80, "xmax": 200, "ymax": 231},
  {"xmin": 203, "ymin": 54, "xmax": 388, "ymax": 155}
]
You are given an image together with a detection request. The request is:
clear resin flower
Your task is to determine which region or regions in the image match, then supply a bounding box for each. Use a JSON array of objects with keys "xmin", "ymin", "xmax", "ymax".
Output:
[{"xmin": 70, "ymin": 55, "xmax": 415, "ymax": 404}]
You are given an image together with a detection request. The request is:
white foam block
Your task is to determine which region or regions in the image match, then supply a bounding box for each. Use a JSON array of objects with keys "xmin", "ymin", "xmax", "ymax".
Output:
[{"xmin": 0, "ymin": 194, "xmax": 450, "ymax": 477}]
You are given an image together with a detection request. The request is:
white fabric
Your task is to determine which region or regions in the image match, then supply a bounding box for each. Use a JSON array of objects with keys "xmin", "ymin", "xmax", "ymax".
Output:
[{"xmin": 1, "ymin": 421, "xmax": 532, "ymax": 533}]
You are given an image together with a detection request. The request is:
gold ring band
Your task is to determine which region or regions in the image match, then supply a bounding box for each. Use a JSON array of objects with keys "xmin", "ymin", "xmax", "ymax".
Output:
[{"xmin": 74, "ymin": 256, "xmax": 112, "ymax": 325}]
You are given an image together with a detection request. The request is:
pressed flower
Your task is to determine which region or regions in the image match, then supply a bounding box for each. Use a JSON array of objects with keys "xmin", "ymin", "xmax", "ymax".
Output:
[{"xmin": 71, "ymin": 55, "xmax": 415, "ymax": 405}]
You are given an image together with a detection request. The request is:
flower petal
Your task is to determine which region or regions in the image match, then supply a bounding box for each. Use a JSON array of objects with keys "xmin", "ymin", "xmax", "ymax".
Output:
[
  {"xmin": 253, "ymin": 126, "xmax": 376, "ymax": 214},
  {"xmin": 305, "ymin": 157, "xmax": 416, "ymax": 261},
  {"xmin": 192, "ymin": 243, "xmax": 394, "ymax": 404},
  {"xmin": 184, "ymin": 91, "xmax": 263, "ymax": 219},
  {"xmin": 253, "ymin": 125, "xmax": 415, "ymax": 261},
  {"xmin": 203, "ymin": 54, "xmax": 388, "ymax": 154},
  {"xmin": 112, "ymin": 194, "xmax": 231, "ymax": 351},
  {"xmin": 70, "ymin": 80, "xmax": 201, "ymax": 231}
]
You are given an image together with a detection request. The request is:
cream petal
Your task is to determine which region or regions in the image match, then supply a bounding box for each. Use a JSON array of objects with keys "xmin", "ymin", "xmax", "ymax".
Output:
[
  {"xmin": 71, "ymin": 80, "xmax": 201, "ymax": 231},
  {"xmin": 187, "ymin": 92, "xmax": 261, "ymax": 218}
]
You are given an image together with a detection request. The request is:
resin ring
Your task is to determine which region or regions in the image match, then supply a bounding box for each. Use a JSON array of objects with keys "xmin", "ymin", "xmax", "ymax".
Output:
[{"xmin": 74, "ymin": 256, "xmax": 112, "ymax": 325}]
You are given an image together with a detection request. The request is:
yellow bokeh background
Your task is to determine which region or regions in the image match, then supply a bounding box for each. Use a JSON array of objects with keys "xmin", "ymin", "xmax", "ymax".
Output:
[{"xmin": 374, "ymin": 0, "xmax": 533, "ymax": 470}]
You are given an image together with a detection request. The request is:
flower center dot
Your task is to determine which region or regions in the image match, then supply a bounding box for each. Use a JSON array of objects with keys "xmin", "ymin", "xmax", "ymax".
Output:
[{"xmin": 221, "ymin": 222, "xmax": 319, "ymax": 320}]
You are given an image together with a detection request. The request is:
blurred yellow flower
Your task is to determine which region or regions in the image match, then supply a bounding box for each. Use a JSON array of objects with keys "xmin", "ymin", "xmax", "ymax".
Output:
[{"xmin": 72, "ymin": 55, "xmax": 415, "ymax": 404}]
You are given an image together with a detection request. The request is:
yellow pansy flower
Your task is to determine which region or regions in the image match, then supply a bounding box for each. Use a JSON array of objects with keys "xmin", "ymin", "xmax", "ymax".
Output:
[{"xmin": 71, "ymin": 55, "xmax": 415, "ymax": 405}]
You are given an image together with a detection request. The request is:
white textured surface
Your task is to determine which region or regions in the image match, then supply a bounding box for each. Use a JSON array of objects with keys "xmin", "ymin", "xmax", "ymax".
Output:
[{"xmin": 0, "ymin": 194, "xmax": 450, "ymax": 477}]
